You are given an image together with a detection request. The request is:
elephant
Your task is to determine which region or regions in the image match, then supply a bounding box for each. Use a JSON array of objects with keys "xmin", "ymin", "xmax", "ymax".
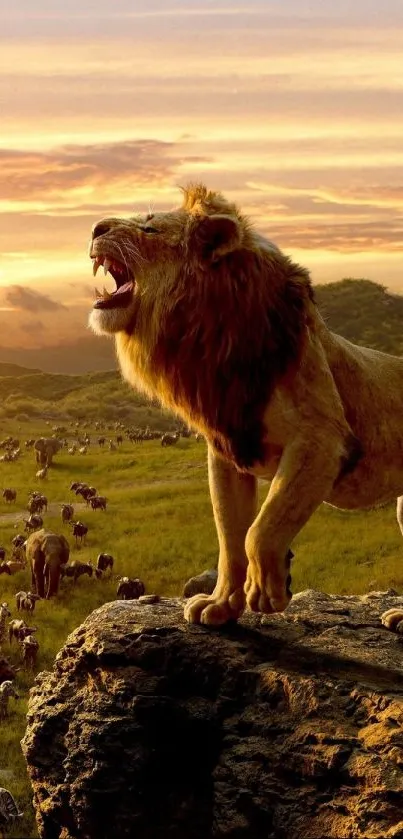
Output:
[
  {"xmin": 34, "ymin": 437, "xmax": 62, "ymax": 466},
  {"xmin": 26, "ymin": 529, "xmax": 70, "ymax": 598}
]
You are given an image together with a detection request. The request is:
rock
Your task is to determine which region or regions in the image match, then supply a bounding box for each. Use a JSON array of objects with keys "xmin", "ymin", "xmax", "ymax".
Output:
[
  {"xmin": 183, "ymin": 568, "xmax": 218, "ymax": 598},
  {"xmin": 22, "ymin": 590, "xmax": 403, "ymax": 839},
  {"xmin": 138, "ymin": 594, "xmax": 160, "ymax": 605}
]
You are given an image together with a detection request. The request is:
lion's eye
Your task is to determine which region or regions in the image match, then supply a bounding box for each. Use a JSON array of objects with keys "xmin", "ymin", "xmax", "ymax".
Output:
[{"xmin": 141, "ymin": 226, "xmax": 159, "ymax": 234}]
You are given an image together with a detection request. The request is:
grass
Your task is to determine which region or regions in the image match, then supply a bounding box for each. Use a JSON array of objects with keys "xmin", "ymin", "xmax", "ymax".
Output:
[{"xmin": 0, "ymin": 418, "xmax": 402, "ymax": 837}]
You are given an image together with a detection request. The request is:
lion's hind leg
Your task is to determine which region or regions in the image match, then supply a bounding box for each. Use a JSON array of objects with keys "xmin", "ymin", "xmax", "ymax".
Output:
[{"xmin": 381, "ymin": 608, "xmax": 403, "ymax": 634}]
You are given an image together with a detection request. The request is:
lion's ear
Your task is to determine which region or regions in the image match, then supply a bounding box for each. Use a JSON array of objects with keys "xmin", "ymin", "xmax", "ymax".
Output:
[{"xmin": 195, "ymin": 214, "xmax": 242, "ymax": 262}]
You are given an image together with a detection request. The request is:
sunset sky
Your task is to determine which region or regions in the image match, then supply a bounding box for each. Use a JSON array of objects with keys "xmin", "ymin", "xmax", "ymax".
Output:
[{"xmin": 2, "ymin": 0, "xmax": 403, "ymax": 350}]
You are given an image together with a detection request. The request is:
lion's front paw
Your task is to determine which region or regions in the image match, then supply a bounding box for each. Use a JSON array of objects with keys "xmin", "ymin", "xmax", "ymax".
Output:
[
  {"xmin": 381, "ymin": 608, "xmax": 403, "ymax": 633},
  {"xmin": 244, "ymin": 551, "xmax": 293, "ymax": 614},
  {"xmin": 183, "ymin": 587, "xmax": 245, "ymax": 626}
]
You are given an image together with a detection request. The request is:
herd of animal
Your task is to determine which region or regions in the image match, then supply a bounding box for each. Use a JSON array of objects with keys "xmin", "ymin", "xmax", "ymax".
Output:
[{"xmin": 0, "ymin": 456, "xmax": 151, "ymax": 710}]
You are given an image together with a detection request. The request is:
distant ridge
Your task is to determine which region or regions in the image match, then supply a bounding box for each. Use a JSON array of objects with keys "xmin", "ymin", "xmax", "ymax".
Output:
[
  {"xmin": 0, "ymin": 334, "xmax": 116, "ymax": 375},
  {"xmin": 0, "ymin": 362, "xmax": 42, "ymax": 377}
]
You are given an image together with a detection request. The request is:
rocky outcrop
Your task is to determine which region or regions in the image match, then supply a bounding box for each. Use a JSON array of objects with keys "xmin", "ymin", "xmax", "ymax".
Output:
[{"xmin": 22, "ymin": 589, "xmax": 403, "ymax": 839}]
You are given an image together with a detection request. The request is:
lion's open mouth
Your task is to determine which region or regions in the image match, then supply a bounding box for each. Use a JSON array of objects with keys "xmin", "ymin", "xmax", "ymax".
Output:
[{"xmin": 91, "ymin": 255, "xmax": 134, "ymax": 310}]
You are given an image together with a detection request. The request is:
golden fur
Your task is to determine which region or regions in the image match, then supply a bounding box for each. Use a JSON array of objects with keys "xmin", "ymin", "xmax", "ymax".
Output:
[{"xmin": 89, "ymin": 183, "xmax": 403, "ymax": 627}]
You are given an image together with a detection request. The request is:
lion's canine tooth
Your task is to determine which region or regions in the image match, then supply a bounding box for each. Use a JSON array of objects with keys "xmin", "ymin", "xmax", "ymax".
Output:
[
  {"xmin": 94, "ymin": 287, "xmax": 102, "ymax": 299},
  {"xmin": 102, "ymin": 285, "xmax": 112, "ymax": 299},
  {"xmin": 92, "ymin": 257, "xmax": 102, "ymax": 277},
  {"xmin": 103, "ymin": 257, "xmax": 112, "ymax": 275}
]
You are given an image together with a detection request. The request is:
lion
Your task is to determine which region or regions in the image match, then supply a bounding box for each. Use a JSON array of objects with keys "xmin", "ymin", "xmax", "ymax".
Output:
[{"xmin": 88, "ymin": 182, "xmax": 403, "ymax": 630}]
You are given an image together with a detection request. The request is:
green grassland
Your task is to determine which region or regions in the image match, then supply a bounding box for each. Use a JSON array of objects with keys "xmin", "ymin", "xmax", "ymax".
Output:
[{"xmin": 0, "ymin": 417, "xmax": 401, "ymax": 837}]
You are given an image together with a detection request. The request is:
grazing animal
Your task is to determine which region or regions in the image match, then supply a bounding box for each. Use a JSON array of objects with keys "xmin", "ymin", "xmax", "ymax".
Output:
[
  {"xmin": 36, "ymin": 466, "xmax": 48, "ymax": 480},
  {"xmin": 95, "ymin": 553, "xmax": 114, "ymax": 577},
  {"xmin": 0, "ymin": 787, "xmax": 24, "ymax": 832},
  {"xmin": 15, "ymin": 591, "xmax": 40, "ymax": 612},
  {"xmin": 60, "ymin": 503, "xmax": 74, "ymax": 524},
  {"xmin": 70, "ymin": 521, "xmax": 88, "ymax": 546},
  {"xmin": 26, "ymin": 529, "xmax": 70, "ymax": 598},
  {"xmin": 0, "ymin": 604, "xmax": 11, "ymax": 644},
  {"xmin": 87, "ymin": 181, "xmax": 403, "ymax": 628},
  {"xmin": 27, "ymin": 493, "xmax": 47, "ymax": 514},
  {"xmin": 21, "ymin": 635, "xmax": 39, "ymax": 669},
  {"xmin": 2, "ymin": 561, "xmax": 25, "ymax": 575},
  {"xmin": 0, "ymin": 682, "xmax": 19, "ymax": 720},
  {"xmin": 0, "ymin": 549, "xmax": 6, "ymax": 562},
  {"xmin": 11, "ymin": 534, "xmax": 25, "ymax": 550},
  {"xmin": 116, "ymin": 576, "xmax": 145, "ymax": 600},
  {"xmin": 2, "ymin": 489, "xmax": 16, "ymax": 503},
  {"xmin": 161, "ymin": 432, "xmax": 179, "ymax": 447},
  {"xmin": 8, "ymin": 619, "xmax": 37, "ymax": 645},
  {"xmin": 60, "ymin": 561, "xmax": 93, "ymax": 584},
  {"xmin": 24, "ymin": 514, "xmax": 44, "ymax": 533},
  {"xmin": 89, "ymin": 495, "xmax": 107, "ymax": 511}
]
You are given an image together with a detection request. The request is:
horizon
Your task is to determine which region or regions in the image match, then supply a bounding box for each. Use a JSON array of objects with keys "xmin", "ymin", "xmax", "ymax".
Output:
[{"xmin": 2, "ymin": 0, "xmax": 403, "ymax": 352}]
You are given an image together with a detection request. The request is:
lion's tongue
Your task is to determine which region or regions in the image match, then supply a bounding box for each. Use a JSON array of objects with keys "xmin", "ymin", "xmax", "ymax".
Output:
[{"xmin": 114, "ymin": 281, "xmax": 133, "ymax": 295}]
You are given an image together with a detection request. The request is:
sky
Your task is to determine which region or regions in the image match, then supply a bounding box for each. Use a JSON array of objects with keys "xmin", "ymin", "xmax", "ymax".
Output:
[{"xmin": 1, "ymin": 0, "xmax": 403, "ymax": 350}]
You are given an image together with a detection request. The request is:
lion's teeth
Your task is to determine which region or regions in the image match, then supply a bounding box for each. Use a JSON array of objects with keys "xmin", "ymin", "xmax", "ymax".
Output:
[
  {"xmin": 92, "ymin": 257, "xmax": 102, "ymax": 277},
  {"xmin": 103, "ymin": 285, "xmax": 112, "ymax": 299},
  {"xmin": 94, "ymin": 287, "xmax": 102, "ymax": 299},
  {"xmin": 103, "ymin": 257, "xmax": 112, "ymax": 275}
]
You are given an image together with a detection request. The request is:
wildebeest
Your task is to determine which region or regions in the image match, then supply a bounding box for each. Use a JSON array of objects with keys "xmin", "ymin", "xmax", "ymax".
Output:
[
  {"xmin": 95, "ymin": 553, "xmax": 114, "ymax": 577},
  {"xmin": 60, "ymin": 561, "xmax": 93, "ymax": 583},
  {"xmin": 2, "ymin": 488, "xmax": 16, "ymax": 503},
  {"xmin": 8, "ymin": 619, "xmax": 37, "ymax": 644},
  {"xmin": 0, "ymin": 682, "xmax": 19, "ymax": 719},
  {"xmin": 161, "ymin": 432, "xmax": 179, "ymax": 447},
  {"xmin": 60, "ymin": 503, "xmax": 74, "ymax": 524},
  {"xmin": 21, "ymin": 635, "xmax": 39, "ymax": 669},
  {"xmin": 0, "ymin": 548, "xmax": 6, "ymax": 562},
  {"xmin": 0, "ymin": 603, "xmax": 11, "ymax": 644},
  {"xmin": 24, "ymin": 514, "xmax": 43, "ymax": 533},
  {"xmin": 1, "ymin": 561, "xmax": 25, "ymax": 575},
  {"xmin": 89, "ymin": 495, "xmax": 107, "ymax": 511},
  {"xmin": 70, "ymin": 521, "xmax": 88, "ymax": 546},
  {"xmin": 0, "ymin": 786, "xmax": 24, "ymax": 829},
  {"xmin": 15, "ymin": 591, "xmax": 40, "ymax": 612},
  {"xmin": 11, "ymin": 534, "xmax": 26, "ymax": 550},
  {"xmin": 116, "ymin": 576, "xmax": 145, "ymax": 600}
]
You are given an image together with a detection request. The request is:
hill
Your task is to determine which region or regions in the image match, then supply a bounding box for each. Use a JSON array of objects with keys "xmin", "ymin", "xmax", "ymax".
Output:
[
  {"xmin": 0, "ymin": 362, "xmax": 42, "ymax": 377},
  {"xmin": 0, "ymin": 334, "xmax": 116, "ymax": 375},
  {"xmin": 315, "ymin": 279, "xmax": 403, "ymax": 355},
  {"xmin": 1, "ymin": 279, "xmax": 403, "ymax": 424}
]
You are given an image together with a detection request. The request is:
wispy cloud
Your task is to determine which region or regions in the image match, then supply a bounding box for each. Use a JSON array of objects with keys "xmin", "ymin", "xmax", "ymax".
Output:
[{"xmin": 4, "ymin": 286, "xmax": 67, "ymax": 312}]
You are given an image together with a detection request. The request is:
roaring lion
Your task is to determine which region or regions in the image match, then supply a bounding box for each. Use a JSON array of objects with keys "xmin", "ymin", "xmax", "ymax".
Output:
[{"xmin": 88, "ymin": 183, "xmax": 403, "ymax": 630}]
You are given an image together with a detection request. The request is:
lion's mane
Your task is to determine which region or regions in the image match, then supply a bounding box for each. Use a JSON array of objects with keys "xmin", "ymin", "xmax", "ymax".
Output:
[{"xmin": 116, "ymin": 184, "xmax": 315, "ymax": 468}]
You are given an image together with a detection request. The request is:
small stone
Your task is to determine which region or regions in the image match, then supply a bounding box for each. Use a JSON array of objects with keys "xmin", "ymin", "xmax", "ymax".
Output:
[{"xmin": 138, "ymin": 594, "xmax": 160, "ymax": 605}]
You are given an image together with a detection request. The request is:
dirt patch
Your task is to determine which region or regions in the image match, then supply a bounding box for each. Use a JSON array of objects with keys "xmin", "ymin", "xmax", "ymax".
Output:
[{"xmin": 0, "ymin": 501, "xmax": 88, "ymax": 525}]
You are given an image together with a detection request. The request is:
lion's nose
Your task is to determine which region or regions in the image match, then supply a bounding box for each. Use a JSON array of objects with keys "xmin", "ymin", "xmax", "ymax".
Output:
[{"xmin": 92, "ymin": 221, "xmax": 112, "ymax": 239}]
